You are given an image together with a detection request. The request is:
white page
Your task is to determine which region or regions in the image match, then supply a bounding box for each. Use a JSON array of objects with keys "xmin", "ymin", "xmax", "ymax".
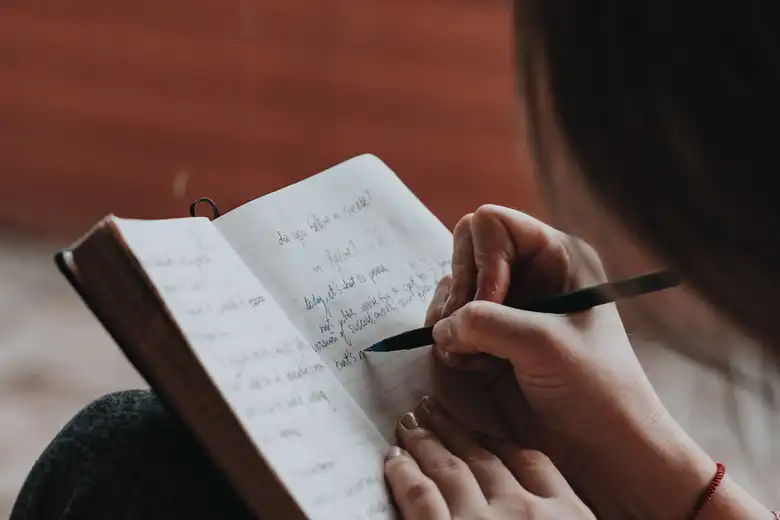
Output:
[
  {"xmin": 215, "ymin": 155, "xmax": 504, "ymax": 438},
  {"xmin": 114, "ymin": 216, "xmax": 395, "ymax": 520}
]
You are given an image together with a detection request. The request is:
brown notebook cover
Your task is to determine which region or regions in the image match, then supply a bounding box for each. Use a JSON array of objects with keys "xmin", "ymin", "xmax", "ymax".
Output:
[{"xmin": 55, "ymin": 218, "xmax": 305, "ymax": 519}]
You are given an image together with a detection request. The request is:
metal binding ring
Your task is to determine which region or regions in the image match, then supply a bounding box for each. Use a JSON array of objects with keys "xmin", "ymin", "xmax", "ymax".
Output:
[{"xmin": 189, "ymin": 197, "xmax": 221, "ymax": 220}]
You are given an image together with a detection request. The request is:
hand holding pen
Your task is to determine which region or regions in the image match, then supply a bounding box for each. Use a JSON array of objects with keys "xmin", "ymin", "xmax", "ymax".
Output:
[{"xmin": 370, "ymin": 206, "xmax": 705, "ymax": 520}]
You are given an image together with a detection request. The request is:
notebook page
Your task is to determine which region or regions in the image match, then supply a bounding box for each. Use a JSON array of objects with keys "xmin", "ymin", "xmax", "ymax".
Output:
[
  {"xmin": 215, "ymin": 155, "xmax": 504, "ymax": 438},
  {"xmin": 113, "ymin": 217, "xmax": 395, "ymax": 520}
]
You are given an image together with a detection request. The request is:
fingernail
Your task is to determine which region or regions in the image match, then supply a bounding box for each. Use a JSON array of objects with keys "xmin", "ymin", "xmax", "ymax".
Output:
[
  {"xmin": 385, "ymin": 446, "xmax": 405, "ymax": 460},
  {"xmin": 432, "ymin": 319, "xmax": 453, "ymax": 345},
  {"xmin": 400, "ymin": 412, "xmax": 419, "ymax": 430},
  {"xmin": 418, "ymin": 396, "xmax": 442, "ymax": 417}
]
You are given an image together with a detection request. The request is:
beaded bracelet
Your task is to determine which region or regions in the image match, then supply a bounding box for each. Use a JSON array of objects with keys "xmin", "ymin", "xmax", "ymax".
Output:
[{"xmin": 688, "ymin": 462, "xmax": 726, "ymax": 520}]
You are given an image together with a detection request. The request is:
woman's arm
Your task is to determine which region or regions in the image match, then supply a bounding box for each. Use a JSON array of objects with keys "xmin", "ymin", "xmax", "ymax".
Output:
[
  {"xmin": 610, "ymin": 419, "xmax": 771, "ymax": 520},
  {"xmin": 705, "ymin": 479, "xmax": 774, "ymax": 520},
  {"xmin": 427, "ymin": 206, "xmax": 774, "ymax": 520}
]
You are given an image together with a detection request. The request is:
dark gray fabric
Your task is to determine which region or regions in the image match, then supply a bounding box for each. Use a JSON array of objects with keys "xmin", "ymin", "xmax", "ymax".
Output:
[{"xmin": 10, "ymin": 389, "xmax": 256, "ymax": 520}]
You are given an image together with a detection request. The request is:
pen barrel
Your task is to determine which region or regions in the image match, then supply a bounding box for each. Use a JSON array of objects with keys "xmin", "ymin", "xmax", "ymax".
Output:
[{"xmin": 503, "ymin": 270, "xmax": 680, "ymax": 314}]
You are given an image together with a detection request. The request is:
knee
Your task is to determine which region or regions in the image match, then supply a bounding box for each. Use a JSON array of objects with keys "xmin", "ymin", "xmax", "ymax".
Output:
[
  {"xmin": 63, "ymin": 389, "xmax": 186, "ymax": 453},
  {"xmin": 11, "ymin": 389, "xmax": 183, "ymax": 519},
  {"xmin": 11, "ymin": 390, "xmax": 252, "ymax": 520},
  {"xmin": 22, "ymin": 389, "xmax": 187, "ymax": 481}
]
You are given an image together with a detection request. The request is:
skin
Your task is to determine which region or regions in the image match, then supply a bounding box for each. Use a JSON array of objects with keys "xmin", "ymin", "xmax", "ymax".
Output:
[
  {"xmin": 382, "ymin": 206, "xmax": 772, "ymax": 520},
  {"xmin": 385, "ymin": 395, "xmax": 596, "ymax": 520}
]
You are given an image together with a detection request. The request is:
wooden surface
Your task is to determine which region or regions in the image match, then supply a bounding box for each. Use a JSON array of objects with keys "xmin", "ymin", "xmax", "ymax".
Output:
[{"xmin": 0, "ymin": 0, "xmax": 544, "ymax": 239}]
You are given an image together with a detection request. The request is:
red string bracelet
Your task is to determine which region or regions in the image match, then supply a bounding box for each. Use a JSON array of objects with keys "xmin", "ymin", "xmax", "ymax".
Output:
[{"xmin": 687, "ymin": 462, "xmax": 726, "ymax": 520}]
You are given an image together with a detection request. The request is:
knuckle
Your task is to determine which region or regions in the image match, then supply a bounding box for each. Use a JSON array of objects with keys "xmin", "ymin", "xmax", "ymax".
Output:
[
  {"xmin": 449, "ymin": 262, "xmax": 467, "ymax": 279},
  {"xmin": 520, "ymin": 497, "xmax": 547, "ymax": 518},
  {"xmin": 452, "ymin": 213, "xmax": 474, "ymax": 236},
  {"xmin": 462, "ymin": 448, "xmax": 500, "ymax": 466},
  {"xmin": 569, "ymin": 236, "xmax": 600, "ymax": 261},
  {"xmin": 565, "ymin": 236, "xmax": 608, "ymax": 280},
  {"xmin": 403, "ymin": 480, "xmax": 438, "ymax": 505},
  {"xmin": 436, "ymin": 274, "xmax": 453, "ymax": 290},
  {"xmin": 429, "ymin": 454, "xmax": 468, "ymax": 475},
  {"xmin": 514, "ymin": 449, "xmax": 551, "ymax": 469},
  {"xmin": 473, "ymin": 204, "xmax": 502, "ymax": 221},
  {"xmin": 458, "ymin": 300, "xmax": 496, "ymax": 335}
]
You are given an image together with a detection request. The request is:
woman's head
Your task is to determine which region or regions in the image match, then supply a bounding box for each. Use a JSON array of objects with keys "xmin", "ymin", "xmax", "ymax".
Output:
[{"xmin": 513, "ymin": 2, "xmax": 780, "ymax": 358}]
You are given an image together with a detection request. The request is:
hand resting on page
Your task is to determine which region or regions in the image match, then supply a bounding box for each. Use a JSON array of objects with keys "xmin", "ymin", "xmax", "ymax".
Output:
[{"xmin": 384, "ymin": 396, "xmax": 596, "ymax": 520}]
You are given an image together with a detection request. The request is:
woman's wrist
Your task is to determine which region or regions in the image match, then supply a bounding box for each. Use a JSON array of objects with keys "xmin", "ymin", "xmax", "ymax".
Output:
[
  {"xmin": 614, "ymin": 413, "xmax": 715, "ymax": 520},
  {"xmin": 697, "ymin": 476, "xmax": 772, "ymax": 520},
  {"xmin": 600, "ymin": 409, "xmax": 770, "ymax": 520},
  {"xmin": 567, "ymin": 380, "xmax": 712, "ymax": 520},
  {"xmin": 561, "ymin": 404, "xmax": 714, "ymax": 520}
]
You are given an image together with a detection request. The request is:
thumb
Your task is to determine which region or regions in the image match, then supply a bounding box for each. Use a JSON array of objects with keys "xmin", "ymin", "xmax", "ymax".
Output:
[{"xmin": 432, "ymin": 301, "xmax": 578, "ymax": 370}]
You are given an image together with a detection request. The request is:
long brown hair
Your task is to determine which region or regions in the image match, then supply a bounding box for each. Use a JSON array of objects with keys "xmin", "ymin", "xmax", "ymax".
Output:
[{"xmin": 514, "ymin": 2, "xmax": 780, "ymax": 362}]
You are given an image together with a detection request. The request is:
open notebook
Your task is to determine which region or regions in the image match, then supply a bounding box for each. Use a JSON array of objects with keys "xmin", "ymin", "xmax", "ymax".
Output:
[{"xmin": 57, "ymin": 154, "xmax": 505, "ymax": 520}]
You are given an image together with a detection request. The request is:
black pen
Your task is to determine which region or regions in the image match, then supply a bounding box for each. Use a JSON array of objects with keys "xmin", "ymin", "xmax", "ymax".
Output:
[{"xmin": 364, "ymin": 270, "xmax": 680, "ymax": 353}]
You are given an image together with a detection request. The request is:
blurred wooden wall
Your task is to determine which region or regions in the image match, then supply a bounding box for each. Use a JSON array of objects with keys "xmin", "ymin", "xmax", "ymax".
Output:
[{"xmin": 0, "ymin": 0, "xmax": 544, "ymax": 239}]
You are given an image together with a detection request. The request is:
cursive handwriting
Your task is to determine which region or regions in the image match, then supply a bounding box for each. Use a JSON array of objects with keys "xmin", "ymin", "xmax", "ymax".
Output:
[
  {"xmin": 276, "ymin": 190, "xmax": 372, "ymax": 248},
  {"xmin": 300, "ymin": 258, "xmax": 452, "ymax": 371}
]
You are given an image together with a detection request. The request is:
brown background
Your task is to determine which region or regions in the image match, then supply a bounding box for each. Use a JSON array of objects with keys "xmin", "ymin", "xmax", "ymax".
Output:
[{"xmin": 0, "ymin": 0, "xmax": 545, "ymax": 239}]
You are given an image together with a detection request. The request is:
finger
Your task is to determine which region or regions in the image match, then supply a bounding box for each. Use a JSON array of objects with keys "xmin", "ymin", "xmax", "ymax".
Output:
[
  {"xmin": 428, "ymin": 276, "xmax": 500, "ymax": 371},
  {"xmin": 441, "ymin": 214, "xmax": 476, "ymax": 318},
  {"xmin": 385, "ymin": 447, "xmax": 449, "ymax": 520},
  {"xmin": 414, "ymin": 397, "xmax": 524, "ymax": 499},
  {"xmin": 471, "ymin": 205, "xmax": 570, "ymax": 304},
  {"xmin": 471, "ymin": 205, "xmax": 516, "ymax": 303},
  {"xmin": 432, "ymin": 346, "xmax": 506, "ymax": 372},
  {"xmin": 477, "ymin": 438, "xmax": 574, "ymax": 498},
  {"xmin": 425, "ymin": 275, "xmax": 452, "ymax": 327},
  {"xmin": 396, "ymin": 411, "xmax": 487, "ymax": 515},
  {"xmin": 432, "ymin": 300, "xmax": 578, "ymax": 368}
]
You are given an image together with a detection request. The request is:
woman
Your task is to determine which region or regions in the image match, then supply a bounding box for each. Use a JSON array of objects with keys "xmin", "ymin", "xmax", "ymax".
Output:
[{"xmin": 12, "ymin": 1, "xmax": 779, "ymax": 519}]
